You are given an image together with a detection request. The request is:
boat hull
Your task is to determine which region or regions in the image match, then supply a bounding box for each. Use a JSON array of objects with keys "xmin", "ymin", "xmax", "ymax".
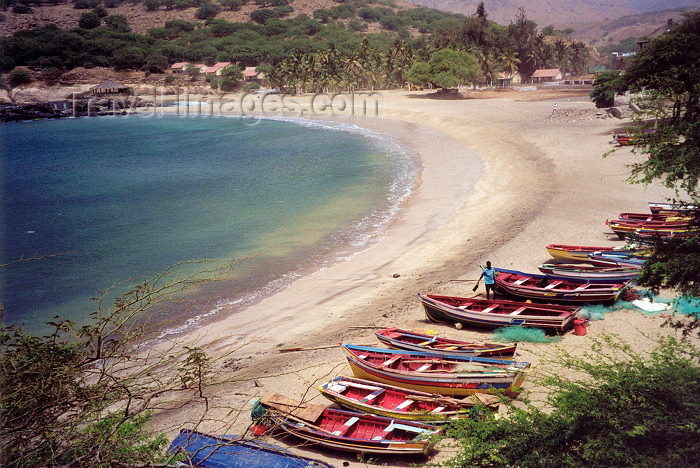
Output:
[
  {"xmin": 342, "ymin": 344, "xmax": 528, "ymax": 397},
  {"xmin": 375, "ymin": 327, "xmax": 516, "ymax": 356},
  {"xmin": 494, "ymin": 269, "xmax": 628, "ymax": 304},
  {"xmin": 419, "ymin": 294, "xmax": 577, "ymax": 332},
  {"xmin": 168, "ymin": 430, "xmax": 336, "ymax": 468},
  {"xmin": 318, "ymin": 376, "xmax": 488, "ymax": 423},
  {"xmin": 262, "ymin": 404, "xmax": 440, "ymax": 456}
]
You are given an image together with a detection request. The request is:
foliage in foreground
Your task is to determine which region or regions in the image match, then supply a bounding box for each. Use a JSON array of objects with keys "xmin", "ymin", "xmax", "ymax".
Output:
[
  {"xmin": 440, "ymin": 335, "xmax": 700, "ymax": 467},
  {"xmin": 0, "ymin": 260, "xmax": 233, "ymax": 468}
]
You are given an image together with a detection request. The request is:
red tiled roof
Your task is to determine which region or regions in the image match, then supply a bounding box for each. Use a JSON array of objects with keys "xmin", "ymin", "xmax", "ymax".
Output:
[
  {"xmin": 171, "ymin": 62, "xmax": 187, "ymax": 69},
  {"xmin": 531, "ymin": 68, "xmax": 561, "ymax": 78},
  {"xmin": 242, "ymin": 67, "xmax": 258, "ymax": 77},
  {"xmin": 205, "ymin": 62, "xmax": 231, "ymax": 73}
]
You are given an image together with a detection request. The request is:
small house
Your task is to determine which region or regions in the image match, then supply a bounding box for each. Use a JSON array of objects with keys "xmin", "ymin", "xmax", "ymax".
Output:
[
  {"xmin": 205, "ymin": 62, "xmax": 232, "ymax": 76},
  {"xmin": 171, "ymin": 62, "xmax": 188, "ymax": 74},
  {"xmin": 242, "ymin": 67, "xmax": 265, "ymax": 82},
  {"xmin": 495, "ymin": 71, "xmax": 522, "ymax": 86},
  {"xmin": 531, "ymin": 68, "xmax": 562, "ymax": 83},
  {"xmin": 186, "ymin": 64, "xmax": 208, "ymax": 75},
  {"xmin": 90, "ymin": 81, "xmax": 132, "ymax": 96}
]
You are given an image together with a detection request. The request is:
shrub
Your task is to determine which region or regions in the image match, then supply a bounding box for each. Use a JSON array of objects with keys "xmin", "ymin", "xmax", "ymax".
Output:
[
  {"xmin": 74, "ymin": 0, "xmax": 99, "ymax": 9},
  {"xmin": 195, "ymin": 2, "xmax": 221, "ymax": 20},
  {"xmin": 8, "ymin": 68, "xmax": 32, "ymax": 87},
  {"xmin": 144, "ymin": 0, "xmax": 160, "ymax": 11},
  {"xmin": 12, "ymin": 4, "xmax": 33, "ymax": 13},
  {"xmin": 250, "ymin": 8, "xmax": 275, "ymax": 24},
  {"xmin": 92, "ymin": 5, "xmax": 108, "ymax": 17},
  {"xmin": 144, "ymin": 54, "xmax": 169, "ymax": 73},
  {"xmin": 104, "ymin": 14, "xmax": 131, "ymax": 32},
  {"xmin": 219, "ymin": 0, "xmax": 241, "ymax": 10},
  {"xmin": 103, "ymin": 0, "xmax": 121, "ymax": 7},
  {"xmin": 242, "ymin": 81, "xmax": 259, "ymax": 92},
  {"xmin": 164, "ymin": 74, "xmax": 175, "ymax": 83},
  {"xmin": 78, "ymin": 12, "xmax": 102, "ymax": 30}
]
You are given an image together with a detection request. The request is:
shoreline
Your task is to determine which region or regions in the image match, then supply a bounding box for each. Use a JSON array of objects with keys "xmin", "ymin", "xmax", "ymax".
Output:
[{"xmin": 148, "ymin": 89, "xmax": 686, "ymax": 467}]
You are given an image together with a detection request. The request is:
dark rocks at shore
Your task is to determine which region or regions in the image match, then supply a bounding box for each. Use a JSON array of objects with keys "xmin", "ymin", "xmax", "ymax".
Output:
[
  {"xmin": 1, "ymin": 97, "xmax": 150, "ymax": 122},
  {"xmin": 1, "ymin": 103, "xmax": 65, "ymax": 122}
]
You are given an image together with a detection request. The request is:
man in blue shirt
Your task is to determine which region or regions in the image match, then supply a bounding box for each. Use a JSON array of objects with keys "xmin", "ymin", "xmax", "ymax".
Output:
[{"xmin": 481, "ymin": 261, "xmax": 496, "ymax": 300}]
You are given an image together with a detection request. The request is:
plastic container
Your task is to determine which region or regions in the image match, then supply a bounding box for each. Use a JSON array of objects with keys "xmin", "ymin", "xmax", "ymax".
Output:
[{"xmin": 573, "ymin": 318, "xmax": 588, "ymax": 336}]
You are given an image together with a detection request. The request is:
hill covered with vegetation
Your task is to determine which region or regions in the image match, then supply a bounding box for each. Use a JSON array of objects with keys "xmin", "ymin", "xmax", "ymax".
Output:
[{"xmin": 2, "ymin": 0, "xmax": 593, "ymax": 93}]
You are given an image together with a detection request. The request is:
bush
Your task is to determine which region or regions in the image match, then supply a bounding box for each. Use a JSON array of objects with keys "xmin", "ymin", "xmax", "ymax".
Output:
[
  {"xmin": 8, "ymin": 68, "xmax": 32, "ymax": 87},
  {"xmin": 12, "ymin": 4, "xmax": 33, "ymax": 13},
  {"xmin": 113, "ymin": 46, "xmax": 147, "ymax": 70},
  {"xmin": 590, "ymin": 70, "xmax": 621, "ymax": 108},
  {"xmin": 443, "ymin": 336, "xmax": 700, "ymax": 467},
  {"xmin": 195, "ymin": 2, "xmax": 221, "ymax": 20},
  {"xmin": 103, "ymin": 0, "xmax": 121, "ymax": 7},
  {"xmin": 74, "ymin": 0, "xmax": 99, "ymax": 9},
  {"xmin": 144, "ymin": 54, "xmax": 169, "ymax": 73},
  {"xmin": 242, "ymin": 81, "xmax": 259, "ymax": 92},
  {"xmin": 250, "ymin": 8, "xmax": 275, "ymax": 24},
  {"xmin": 144, "ymin": 0, "xmax": 160, "ymax": 11},
  {"xmin": 92, "ymin": 5, "xmax": 108, "ymax": 17},
  {"xmin": 104, "ymin": 14, "xmax": 131, "ymax": 32},
  {"xmin": 164, "ymin": 74, "xmax": 176, "ymax": 83},
  {"xmin": 78, "ymin": 12, "xmax": 102, "ymax": 30},
  {"xmin": 219, "ymin": 0, "xmax": 241, "ymax": 10}
]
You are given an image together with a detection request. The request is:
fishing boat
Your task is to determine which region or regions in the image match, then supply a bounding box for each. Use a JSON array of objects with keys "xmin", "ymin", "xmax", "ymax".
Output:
[
  {"xmin": 494, "ymin": 268, "xmax": 629, "ymax": 304},
  {"xmin": 318, "ymin": 375, "xmax": 499, "ymax": 424},
  {"xmin": 616, "ymin": 212, "xmax": 690, "ymax": 222},
  {"xmin": 545, "ymin": 243, "xmax": 648, "ymax": 262},
  {"xmin": 587, "ymin": 254, "xmax": 646, "ymax": 268},
  {"xmin": 537, "ymin": 261, "xmax": 640, "ymax": 281},
  {"xmin": 168, "ymin": 429, "xmax": 336, "ymax": 468},
  {"xmin": 375, "ymin": 327, "xmax": 516, "ymax": 356},
  {"xmin": 341, "ymin": 344, "xmax": 529, "ymax": 397},
  {"xmin": 612, "ymin": 129, "xmax": 655, "ymax": 146},
  {"xmin": 255, "ymin": 393, "xmax": 441, "ymax": 456},
  {"xmin": 648, "ymin": 202, "xmax": 698, "ymax": 215},
  {"xmin": 419, "ymin": 293, "xmax": 578, "ymax": 332},
  {"xmin": 607, "ymin": 219, "xmax": 693, "ymax": 239}
]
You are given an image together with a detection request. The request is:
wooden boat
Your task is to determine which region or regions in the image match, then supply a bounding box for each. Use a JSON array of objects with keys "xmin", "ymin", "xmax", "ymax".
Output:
[
  {"xmin": 616, "ymin": 212, "xmax": 690, "ymax": 222},
  {"xmin": 256, "ymin": 393, "xmax": 441, "ymax": 456},
  {"xmin": 168, "ymin": 429, "xmax": 336, "ymax": 468},
  {"xmin": 341, "ymin": 344, "xmax": 529, "ymax": 397},
  {"xmin": 607, "ymin": 219, "xmax": 693, "ymax": 239},
  {"xmin": 419, "ymin": 293, "xmax": 578, "ymax": 332},
  {"xmin": 318, "ymin": 375, "xmax": 499, "ymax": 424},
  {"xmin": 648, "ymin": 202, "xmax": 698, "ymax": 215},
  {"xmin": 537, "ymin": 261, "xmax": 640, "ymax": 281},
  {"xmin": 587, "ymin": 254, "xmax": 646, "ymax": 268},
  {"xmin": 633, "ymin": 226, "xmax": 698, "ymax": 239},
  {"xmin": 545, "ymin": 243, "xmax": 648, "ymax": 262},
  {"xmin": 494, "ymin": 268, "xmax": 629, "ymax": 304},
  {"xmin": 375, "ymin": 327, "xmax": 516, "ymax": 356}
]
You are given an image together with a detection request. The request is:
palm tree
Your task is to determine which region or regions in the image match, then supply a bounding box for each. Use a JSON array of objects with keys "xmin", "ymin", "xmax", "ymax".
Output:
[{"xmin": 499, "ymin": 49, "xmax": 521, "ymax": 78}]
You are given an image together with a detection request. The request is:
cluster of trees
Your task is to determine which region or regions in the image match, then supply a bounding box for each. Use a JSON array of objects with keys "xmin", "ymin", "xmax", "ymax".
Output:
[{"xmin": 2, "ymin": 1, "xmax": 593, "ymax": 91}]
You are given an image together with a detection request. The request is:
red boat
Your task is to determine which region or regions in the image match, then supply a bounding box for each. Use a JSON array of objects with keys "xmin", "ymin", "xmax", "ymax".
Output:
[
  {"xmin": 256, "ymin": 393, "xmax": 441, "ymax": 455},
  {"xmin": 317, "ymin": 375, "xmax": 498, "ymax": 423},
  {"xmin": 419, "ymin": 294, "xmax": 578, "ymax": 332},
  {"xmin": 494, "ymin": 268, "xmax": 629, "ymax": 304},
  {"xmin": 375, "ymin": 327, "xmax": 516, "ymax": 356}
]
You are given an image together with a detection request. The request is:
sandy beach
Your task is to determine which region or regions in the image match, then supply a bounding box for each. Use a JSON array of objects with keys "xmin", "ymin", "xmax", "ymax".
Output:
[{"xmin": 150, "ymin": 88, "xmax": 687, "ymax": 467}]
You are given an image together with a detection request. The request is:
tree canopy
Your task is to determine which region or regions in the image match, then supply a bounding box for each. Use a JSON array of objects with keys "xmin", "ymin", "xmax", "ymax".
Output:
[{"xmin": 406, "ymin": 48, "xmax": 480, "ymax": 89}]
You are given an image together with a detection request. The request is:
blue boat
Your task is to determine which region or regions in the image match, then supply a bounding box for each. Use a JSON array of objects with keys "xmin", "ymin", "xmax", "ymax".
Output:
[{"xmin": 168, "ymin": 429, "xmax": 335, "ymax": 468}]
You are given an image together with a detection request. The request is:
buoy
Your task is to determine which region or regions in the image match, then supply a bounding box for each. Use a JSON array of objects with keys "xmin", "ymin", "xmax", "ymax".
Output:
[
  {"xmin": 252, "ymin": 424, "xmax": 267, "ymax": 436},
  {"xmin": 573, "ymin": 318, "xmax": 587, "ymax": 336},
  {"xmin": 454, "ymin": 322, "xmax": 463, "ymax": 330}
]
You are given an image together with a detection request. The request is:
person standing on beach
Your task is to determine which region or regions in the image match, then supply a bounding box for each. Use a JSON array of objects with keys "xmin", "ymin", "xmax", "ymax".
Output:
[{"xmin": 481, "ymin": 261, "xmax": 496, "ymax": 300}]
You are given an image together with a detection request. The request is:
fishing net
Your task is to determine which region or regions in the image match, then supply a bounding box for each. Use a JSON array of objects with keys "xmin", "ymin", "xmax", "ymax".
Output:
[
  {"xmin": 491, "ymin": 326, "xmax": 561, "ymax": 343},
  {"xmin": 579, "ymin": 290, "xmax": 700, "ymax": 319}
]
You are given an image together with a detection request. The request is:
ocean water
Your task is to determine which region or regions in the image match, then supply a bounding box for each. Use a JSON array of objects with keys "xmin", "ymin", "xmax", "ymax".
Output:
[{"xmin": 1, "ymin": 115, "xmax": 417, "ymax": 335}]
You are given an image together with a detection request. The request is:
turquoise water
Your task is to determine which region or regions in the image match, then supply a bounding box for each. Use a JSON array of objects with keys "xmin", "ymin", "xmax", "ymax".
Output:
[{"xmin": 1, "ymin": 115, "xmax": 416, "ymax": 334}]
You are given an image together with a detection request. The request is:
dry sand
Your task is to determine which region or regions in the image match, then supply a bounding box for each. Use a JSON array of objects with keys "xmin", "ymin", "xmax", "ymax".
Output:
[{"xmin": 151, "ymin": 88, "xmax": 689, "ymax": 467}]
